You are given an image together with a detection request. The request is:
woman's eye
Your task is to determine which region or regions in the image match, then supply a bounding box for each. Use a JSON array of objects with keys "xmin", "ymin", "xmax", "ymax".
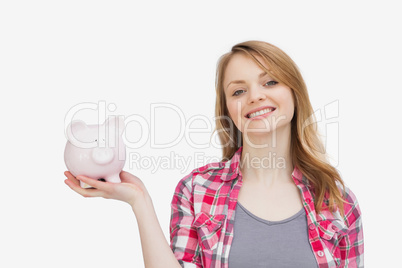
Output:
[
  {"xmin": 233, "ymin": 89, "xmax": 245, "ymax": 96},
  {"xmin": 265, "ymin": 80, "xmax": 278, "ymax": 86}
]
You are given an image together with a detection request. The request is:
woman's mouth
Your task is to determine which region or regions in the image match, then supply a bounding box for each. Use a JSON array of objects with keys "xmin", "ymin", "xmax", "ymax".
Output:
[{"xmin": 246, "ymin": 107, "xmax": 276, "ymax": 119}]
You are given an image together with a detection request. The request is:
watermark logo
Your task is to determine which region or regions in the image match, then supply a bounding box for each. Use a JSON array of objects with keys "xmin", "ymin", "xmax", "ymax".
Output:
[
  {"xmin": 64, "ymin": 100, "xmax": 340, "ymax": 173},
  {"xmin": 303, "ymin": 100, "xmax": 339, "ymax": 166}
]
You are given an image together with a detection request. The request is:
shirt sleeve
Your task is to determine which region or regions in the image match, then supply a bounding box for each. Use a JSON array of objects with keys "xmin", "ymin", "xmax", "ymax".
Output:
[
  {"xmin": 339, "ymin": 187, "xmax": 364, "ymax": 267},
  {"xmin": 169, "ymin": 173, "xmax": 202, "ymax": 268}
]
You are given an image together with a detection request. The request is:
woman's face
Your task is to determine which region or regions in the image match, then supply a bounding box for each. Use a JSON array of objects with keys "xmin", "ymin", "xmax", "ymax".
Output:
[{"xmin": 223, "ymin": 53, "xmax": 295, "ymax": 136}]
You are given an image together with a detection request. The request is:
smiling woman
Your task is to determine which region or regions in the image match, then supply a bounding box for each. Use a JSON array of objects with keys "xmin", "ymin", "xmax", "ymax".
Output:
[
  {"xmin": 65, "ymin": 40, "xmax": 364, "ymax": 268},
  {"xmin": 205, "ymin": 41, "xmax": 364, "ymax": 267},
  {"xmin": 167, "ymin": 41, "xmax": 363, "ymax": 267}
]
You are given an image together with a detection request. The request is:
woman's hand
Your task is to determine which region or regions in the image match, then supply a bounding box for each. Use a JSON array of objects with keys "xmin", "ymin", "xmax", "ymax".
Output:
[
  {"xmin": 64, "ymin": 171, "xmax": 149, "ymax": 208},
  {"xmin": 64, "ymin": 170, "xmax": 182, "ymax": 268}
]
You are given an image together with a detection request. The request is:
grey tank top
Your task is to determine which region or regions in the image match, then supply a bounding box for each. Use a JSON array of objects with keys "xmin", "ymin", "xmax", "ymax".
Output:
[{"xmin": 228, "ymin": 202, "xmax": 318, "ymax": 268}]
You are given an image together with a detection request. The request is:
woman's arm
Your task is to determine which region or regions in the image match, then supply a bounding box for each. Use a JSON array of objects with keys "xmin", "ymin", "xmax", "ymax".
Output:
[
  {"xmin": 133, "ymin": 194, "xmax": 182, "ymax": 268},
  {"xmin": 64, "ymin": 171, "xmax": 181, "ymax": 268},
  {"xmin": 338, "ymin": 186, "xmax": 364, "ymax": 267},
  {"xmin": 338, "ymin": 214, "xmax": 364, "ymax": 267},
  {"xmin": 169, "ymin": 174, "xmax": 202, "ymax": 267}
]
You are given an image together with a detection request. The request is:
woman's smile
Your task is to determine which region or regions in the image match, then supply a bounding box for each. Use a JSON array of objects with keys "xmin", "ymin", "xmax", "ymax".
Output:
[{"xmin": 246, "ymin": 106, "xmax": 276, "ymax": 119}]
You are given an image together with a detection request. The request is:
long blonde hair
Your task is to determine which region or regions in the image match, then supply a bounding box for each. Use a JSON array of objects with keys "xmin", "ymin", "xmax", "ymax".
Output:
[{"xmin": 214, "ymin": 41, "xmax": 345, "ymax": 215}]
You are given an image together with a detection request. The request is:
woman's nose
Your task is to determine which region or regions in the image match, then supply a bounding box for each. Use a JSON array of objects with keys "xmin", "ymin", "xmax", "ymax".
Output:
[{"xmin": 247, "ymin": 87, "xmax": 266, "ymax": 104}]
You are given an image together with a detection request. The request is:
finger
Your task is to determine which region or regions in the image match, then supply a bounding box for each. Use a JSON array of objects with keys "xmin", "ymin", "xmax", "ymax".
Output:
[
  {"xmin": 77, "ymin": 175, "xmax": 110, "ymax": 192},
  {"xmin": 64, "ymin": 171, "xmax": 80, "ymax": 186},
  {"xmin": 120, "ymin": 171, "xmax": 142, "ymax": 184},
  {"xmin": 119, "ymin": 171, "xmax": 147, "ymax": 196},
  {"xmin": 64, "ymin": 178, "xmax": 104, "ymax": 198}
]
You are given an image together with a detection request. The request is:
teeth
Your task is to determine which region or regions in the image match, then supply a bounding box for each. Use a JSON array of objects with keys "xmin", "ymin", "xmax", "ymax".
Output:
[{"xmin": 249, "ymin": 108, "xmax": 274, "ymax": 118}]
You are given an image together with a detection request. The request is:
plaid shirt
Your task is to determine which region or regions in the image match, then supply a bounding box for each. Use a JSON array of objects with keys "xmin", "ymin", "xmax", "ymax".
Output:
[{"xmin": 170, "ymin": 147, "xmax": 364, "ymax": 267}]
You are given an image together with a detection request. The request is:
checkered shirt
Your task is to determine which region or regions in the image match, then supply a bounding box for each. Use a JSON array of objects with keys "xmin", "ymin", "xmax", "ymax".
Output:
[{"xmin": 169, "ymin": 147, "xmax": 364, "ymax": 267}]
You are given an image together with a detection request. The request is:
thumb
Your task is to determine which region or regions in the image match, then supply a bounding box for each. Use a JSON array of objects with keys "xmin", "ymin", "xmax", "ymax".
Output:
[{"xmin": 120, "ymin": 170, "xmax": 143, "ymax": 184}]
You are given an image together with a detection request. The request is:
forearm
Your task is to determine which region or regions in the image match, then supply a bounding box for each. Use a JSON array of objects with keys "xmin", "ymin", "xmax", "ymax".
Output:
[{"xmin": 132, "ymin": 196, "xmax": 181, "ymax": 268}]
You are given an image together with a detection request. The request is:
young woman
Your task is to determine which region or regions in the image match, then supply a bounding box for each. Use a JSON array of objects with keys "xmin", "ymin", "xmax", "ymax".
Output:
[{"xmin": 65, "ymin": 41, "xmax": 364, "ymax": 268}]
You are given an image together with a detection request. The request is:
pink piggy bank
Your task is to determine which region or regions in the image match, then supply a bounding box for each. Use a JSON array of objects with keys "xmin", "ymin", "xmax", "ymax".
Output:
[{"xmin": 64, "ymin": 117, "xmax": 126, "ymax": 188}]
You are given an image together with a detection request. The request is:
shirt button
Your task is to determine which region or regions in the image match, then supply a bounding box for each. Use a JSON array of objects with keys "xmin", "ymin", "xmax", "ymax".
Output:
[
  {"xmin": 305, "ymin": 198, "xmax": 311, "ymax": 204},
  {"xmin": 309, "ymin": 223, "xmax": 315, "ymax": 230},
  {"xmin": 317, "ymin": 251, "xmax": 325, "ymax": 257},
  {"xmin": 206, "ymin": 220, "xmax": 211, "ymax": 225},
  {"xmin": 332, "ymin": 225, "xmax": 338, "ymax": 231}
]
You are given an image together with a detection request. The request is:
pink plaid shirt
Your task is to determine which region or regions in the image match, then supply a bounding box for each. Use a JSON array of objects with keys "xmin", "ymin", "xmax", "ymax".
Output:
[{"xmin": 170, "ymin": 147, "xmax": 364, "ymax": 267}]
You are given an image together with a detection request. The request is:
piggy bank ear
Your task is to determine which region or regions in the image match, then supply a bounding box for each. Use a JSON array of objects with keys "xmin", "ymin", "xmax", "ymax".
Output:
[
  {"xmin": 66, "ymin": 120, "xmax": 89, "ymax": 142},
  {"xmin": 104, "ymin": 116, "xmax": 125, "ymax": 136}
]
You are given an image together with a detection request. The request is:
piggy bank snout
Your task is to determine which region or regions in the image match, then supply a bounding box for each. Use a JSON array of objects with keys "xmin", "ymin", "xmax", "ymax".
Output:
[{"xmin": 92, "ymin": 147, "xmax": 115, "ymax": 165}]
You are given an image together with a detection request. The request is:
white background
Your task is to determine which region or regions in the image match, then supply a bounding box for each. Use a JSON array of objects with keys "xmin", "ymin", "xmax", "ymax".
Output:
[{"xmin": 1, "ymin": 1, "xmax": 400, "ymax": 267}]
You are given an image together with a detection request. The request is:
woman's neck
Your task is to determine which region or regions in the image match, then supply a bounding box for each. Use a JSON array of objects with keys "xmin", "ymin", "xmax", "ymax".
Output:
[{"xmin": 240, "ymin": 123, "xmax": 294, "ymax": 185}]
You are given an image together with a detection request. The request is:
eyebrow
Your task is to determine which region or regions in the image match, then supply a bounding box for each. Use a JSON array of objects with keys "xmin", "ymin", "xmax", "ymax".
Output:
[{"xmin": 225, "ymin": 72, "xmax": 269, "ymax": 90}]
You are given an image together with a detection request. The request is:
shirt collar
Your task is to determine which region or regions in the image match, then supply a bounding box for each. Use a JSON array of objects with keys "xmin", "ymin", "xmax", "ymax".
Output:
[
  {"xmin": 219, "ymin": 147, "xmax": 242, "ymax": 182},
  {"xmin": 220, "ymin": 146, "xmax": 305, "ymax": 184}
]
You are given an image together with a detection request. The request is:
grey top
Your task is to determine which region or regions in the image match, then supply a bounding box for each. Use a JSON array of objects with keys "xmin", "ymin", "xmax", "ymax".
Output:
[{"xmin": 228, "ymin": 202, "xmax": 318, "ymax": 268}]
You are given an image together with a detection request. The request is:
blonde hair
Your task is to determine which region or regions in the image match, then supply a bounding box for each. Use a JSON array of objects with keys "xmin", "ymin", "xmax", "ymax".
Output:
[{"xmin": 214, "ymin": 40, "xmax": 345, "ymax": 215}]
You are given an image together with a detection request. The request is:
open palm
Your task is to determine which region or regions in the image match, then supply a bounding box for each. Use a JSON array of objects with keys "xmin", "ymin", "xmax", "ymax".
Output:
[{"xmin": 64, "ymin": 170, "xmax": 149, "ymax": 207}]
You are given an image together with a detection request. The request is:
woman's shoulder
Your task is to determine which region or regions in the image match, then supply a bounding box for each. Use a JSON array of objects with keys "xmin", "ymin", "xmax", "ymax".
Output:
[
  {"xmin": 314, "ymin": 183, "xmax": 362, "ymax": 236},
  {"xmin": 334, "ymin": 182, "xmax": 360, "ymax": 209},
  {"xmin": 173, "ymin": 158, "xmax": 233, "ymax": 195},
  {"xmin": 339, "ymin": 183, "xmax": 362, "ymax": 223}
]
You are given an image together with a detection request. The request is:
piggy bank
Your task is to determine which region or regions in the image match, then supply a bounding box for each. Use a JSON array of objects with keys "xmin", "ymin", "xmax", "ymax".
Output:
[{"xmin": 64, "ymin": 117, "xmax": 126, "ymax": 188}]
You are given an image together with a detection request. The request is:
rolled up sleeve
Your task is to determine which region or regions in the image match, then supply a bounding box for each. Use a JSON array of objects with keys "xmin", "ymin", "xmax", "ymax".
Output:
[
  {"xmin": 170, "ymin": 174, "xmax": 202, "ymax": 268},
  {"xmin": 339, "ymin": 187, "xmax": 364, "ymax": 267}
]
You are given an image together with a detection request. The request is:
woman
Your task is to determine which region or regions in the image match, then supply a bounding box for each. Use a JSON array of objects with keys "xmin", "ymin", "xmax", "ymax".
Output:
[{"xmin": 65, "ymin": 41, "xmax": 364, "ymax": 267}]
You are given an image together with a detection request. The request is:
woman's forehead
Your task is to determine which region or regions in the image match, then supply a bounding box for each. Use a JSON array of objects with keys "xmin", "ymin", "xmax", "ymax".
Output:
[
  {"xmin": 225, "ymin": 53, "xmax": 269, "ymax": 75},
  {"xmin": 223, "ymin": 53, "xmax": 271, "ymax": 87}
]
